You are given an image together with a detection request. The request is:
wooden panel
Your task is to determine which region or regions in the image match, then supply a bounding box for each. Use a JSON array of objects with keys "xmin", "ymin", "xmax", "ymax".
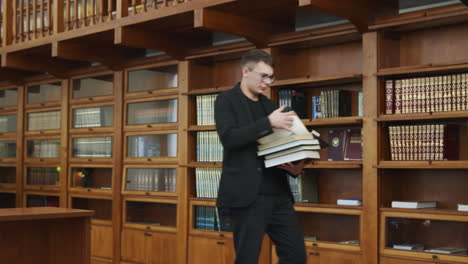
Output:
[
  {"xmin": 121, "ymin": 228, "xmax": 146, "ymax": 263},
  {"xmin": 296, "ymin": 213, "xmax": 360, "ymax": 243},
  {"xmin": 275, "ymin": 41, "xmax": 362, "ymax": 80},
  {"xmin": 148, "ymin": 231, "xmax": 177, "ymax": 264},
  {"xmin": 317, "ymin": 249, "xmax": 362, "ymax": 264},
  {"xmin": 380, "ymin": 256, "xmax": 433, "ymax": 264},
  {"xmin": 312, "ymin": 169, "xmax": 362, "ymax": 204},
  {"xmin": 91, "ymin": 224, "xmax": 113, "ymax": 259}
]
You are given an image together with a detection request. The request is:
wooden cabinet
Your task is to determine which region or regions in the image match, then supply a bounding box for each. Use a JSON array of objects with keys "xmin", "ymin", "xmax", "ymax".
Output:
[
  {"xmin": 188, "ymin": 235, "xmax": 270, "ymax": 264},
  {"xmin": 121, "ymin": 228, "xmax": 177, "ymax": 264},
  {"xmin": 91, "ymin": 224, "xmax": 113, "ymax": 259},
  {"xmin": 308, "ymin": 250, "xmax": 362, "ymax": 264}
]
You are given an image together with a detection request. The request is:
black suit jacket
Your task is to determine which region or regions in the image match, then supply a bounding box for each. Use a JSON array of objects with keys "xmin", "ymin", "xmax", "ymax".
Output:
[{"xmin": 215, "ymin": 83, "xmax": 291, "ymax": 208}]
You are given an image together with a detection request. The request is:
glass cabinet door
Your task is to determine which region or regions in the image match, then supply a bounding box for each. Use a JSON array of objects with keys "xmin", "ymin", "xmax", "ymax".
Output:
[
  {"xmin": 125, "ymin": 168, "xmax": 176, "ymax": 193},
  {"xmin": 127, "ymin": 134, "xmax": 177, "ymax": 158},
  {"xmin": 127, "ymin": 99, "xmax": 177, "ymax": 125}
]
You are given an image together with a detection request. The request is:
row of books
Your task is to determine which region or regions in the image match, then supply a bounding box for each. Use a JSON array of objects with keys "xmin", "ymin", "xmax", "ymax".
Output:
[
  {"xmin": 195, "ymin": 168, "xmax": 221, "ymax": 199},
  {"xmin": 393, "ymin": 244, "xmax": 467, "ymax": 255},
  {"xmin": 0, "ymin": 141, "xmax": 16, "ymax": 158},
  {"xmin": 127, "ymin": 134, "xmax": 177, "ymax": 158},
  {"xmin": 26, "ymin": 168, "xmax": 59, "ymax": 186},
  {"xmin": 327, "ymin": 128, "xmax": 362, "ymax": 161},
  {"xmin": 388, "ymin": 124, "xmax": 459, "ymax": 161},
  {"xmin": 27, "ymin": 140, "xmax": 59, "ymax": 158},
  {"xmin": 278, "ymin": 90, "xmax": 307, "ymax": 119},
  {"xmin": 125, "ymin": 168, "xmax": 176, "ymax": 192},
  {"xmin": 0, "ymin": 114, "xmax": 17, "ymax": 133},
  {"xmin": 74, "ymin": 106, "xmax": 113, "ymax": 128},
  {"xmin": 196, "ymin": 94, "xmax": 218, "ymax": 126},
  {"xmin": 194, "ymin": 206, "xmax": 232, "ymax": 232},
  {"xmin": 289, "ymin": 172, "xmax": 318, "ymax": 203},
  {"xmin": 128, "ymin": 100, "xmax": 177, "ymax": 125},
  {"xmin": 27, "ymin": 110, "xmax": 61, "ymax": 131},
  {"xmin": 72, "ymin": 137, "xmax": 113, "ymax": 158},
  {"xmin": 317, "ymin": 90, "xmax": 353, "ymax": 118},
  {"xmin": 385, "ymin": 73, "xmax": 468, "ymax": 115},
  {"xmin": 196, "ymin": 131, "xmax": 223, "ymax": 162},
  {"xmin": 391, "ymin": 201, "xmax": 468, "ymax": 211}
]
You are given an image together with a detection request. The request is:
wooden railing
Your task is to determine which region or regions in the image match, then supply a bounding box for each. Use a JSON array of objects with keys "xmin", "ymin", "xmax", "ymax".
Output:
[
  {"xmin": 127, "ymin": 0, "xmax": 187, "ymax": 15},
  {"xmin": 63, "ymin": 0, "xmax": 117, "ymax": 31},
  {"xmin": 12, "ymin": 0, "xmax": 53, "ymax": 43},
  {"xmin": 0, "ymin": 0, "xmax": 192, "ymax": 46}
]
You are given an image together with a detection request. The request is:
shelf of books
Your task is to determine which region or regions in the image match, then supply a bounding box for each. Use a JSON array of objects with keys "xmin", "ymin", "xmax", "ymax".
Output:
[
  {"xmin": 23, "ymin": 79, "xmax": 67, "ymax": 208},
  {"xmin": 67, "ymin": 71, "xmax": 118, "ymax": 264},
  {"xmin": 121, "ymin": 62, "xmax": 184, "ymax": 264},
  {"xmin": 375, "ymin": 6, "xmax": 468, "ymax": 264},
  {"xmin": 0, "ymin": 84, "xmax": 22, "ymax": 207},
  {"xmin": 268, "ymin": 28, "xmax": 365, "ymax": 259}
]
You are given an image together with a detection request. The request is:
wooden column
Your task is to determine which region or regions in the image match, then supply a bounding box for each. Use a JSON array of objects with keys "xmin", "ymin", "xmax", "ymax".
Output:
[
  {"xmin": 178, "ymin": 60, "xmax": 189, "ymax": 264},
  {"xmin": 362, "ymin": 31, "xmax": 379, "ymax": 264},
  {"xmin": 2, "ymin": 0, "xmax": 13, "ymax": 46},
  {"xmin": 60, "ymin": 79, "xmax": 69, "ymax": 208},
  {"xmin": 117, "ymin": 0, "xmax": 129, "ymax": 18},
  {"xmin": 53, "ymin": 0, "xmax": 65, "ymax": 34},
  {"xmin": 112, "ymin": 70, "xmax": 124, "ymax": 263}
]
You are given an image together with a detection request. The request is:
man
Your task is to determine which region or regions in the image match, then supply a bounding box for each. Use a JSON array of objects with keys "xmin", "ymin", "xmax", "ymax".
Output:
[{"xmin": 215, "ymin": 49, "xmax": 307, "ymax": 264}]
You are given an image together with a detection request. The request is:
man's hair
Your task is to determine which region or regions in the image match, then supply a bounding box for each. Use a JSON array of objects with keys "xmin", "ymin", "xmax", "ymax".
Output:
[{"xmin": 240, "ymin": 49, "xmax": 275, "ymax": 70}]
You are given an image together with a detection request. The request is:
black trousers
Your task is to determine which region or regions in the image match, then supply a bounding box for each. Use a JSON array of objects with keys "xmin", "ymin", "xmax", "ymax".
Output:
[{"xmin": 229, "ymin": 194, "xmax": 306, "ymax": 264}]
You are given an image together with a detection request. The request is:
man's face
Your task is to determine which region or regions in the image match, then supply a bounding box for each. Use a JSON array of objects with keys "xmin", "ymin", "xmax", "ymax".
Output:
[{"xmin": 242, "ymin": 61, "xmax": 274, "ymax": 97}]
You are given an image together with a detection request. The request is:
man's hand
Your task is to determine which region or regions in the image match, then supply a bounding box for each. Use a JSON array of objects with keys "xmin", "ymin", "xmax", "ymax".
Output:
[
  {"xmin": 268, "ymin": 105, "xmax": 296, "ymax": 131},
  {"xmin": 277, "ymin": 159, "xmax": 313, "ymax": 176}
]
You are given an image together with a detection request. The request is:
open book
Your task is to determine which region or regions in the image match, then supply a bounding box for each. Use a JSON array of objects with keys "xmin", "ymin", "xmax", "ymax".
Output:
[{"xmin": 258, "ymin": 116, "xmax": 310, "ymax": 145}]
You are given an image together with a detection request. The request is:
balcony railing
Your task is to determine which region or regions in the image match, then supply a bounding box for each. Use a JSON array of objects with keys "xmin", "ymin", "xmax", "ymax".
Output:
[{"xmin": 1, "ymin": 0, "xmax": 191, "ymax": 46}]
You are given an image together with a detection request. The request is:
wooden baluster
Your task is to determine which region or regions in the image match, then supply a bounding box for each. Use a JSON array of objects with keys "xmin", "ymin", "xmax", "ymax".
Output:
[
  {"xmin": 142, "ymin": 0, "xmax": 146, "ymax": 12},
  {"xmin": 82, "ymin": 0, "xmax": 87, "ymax": 26},
  {"xmin": 173, "ymin": 0, "xmax": 178, "ymax": 6},
  {"xmin": 26, "ymin": 0, "xmax": 31, "ymax": 39},
  {"xmin": 33, "ymin": 0, "xmax": 37, "ymax": 39},
  {"xmin": 20, "ymin": 0, "xmax": 24, "ymax": 41},
  {"xmin": 131, "ymin": 0, "xmax": 136, "ymax": 15},
  {"xmin": 152, "ymin": 0, "xmax": 157, "ymax": 9},
  {"xmin": 90, "ymin": 0, "xmax": 95, "ymax": 24},
  {"xmin": 40, "ymin": 0, "xmax": 44, "ymax": 36},
  {"xmin": 47, "ymin": 0, "xmax": 51, "ymax": 34},
  {"xmin": 13, "ymin": 0, "xmax": 18, "ymax": 43},
  {"xmin": 163, "ymin": 0, "xmax": 167, "ymax": 8},
  {"xmin": 107, "ymin": 0, "xmax": 111, "ymax": 20},
  {"xmin": 99, "ymin": 0, "xmax": 104, "ymax": 22},
  {"xmin": 65, "ymin": 0, "xmax": 70, "ymax": 29},
  {"xmin": 74, "ymin": 0, "xmax": 78, "ymax": 28}
]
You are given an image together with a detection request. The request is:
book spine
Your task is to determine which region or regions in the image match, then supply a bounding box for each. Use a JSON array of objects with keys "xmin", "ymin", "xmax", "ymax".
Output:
[
  {"xmin": 385, "ymin": 80, "xmax": 394, "ymax": 114},
  {"xmin": 394, "ymin": 80, "xmax": 402, "ymax": 114}
]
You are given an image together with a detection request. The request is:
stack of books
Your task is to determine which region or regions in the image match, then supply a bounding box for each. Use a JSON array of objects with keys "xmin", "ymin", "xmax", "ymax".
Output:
[
  {"xmin": 337, "ymin": 198, "xmax": 362, "ymax": 206},
  {"xmin": 257, "ymin": 116, "xmax": 321, "ymax": 168}
]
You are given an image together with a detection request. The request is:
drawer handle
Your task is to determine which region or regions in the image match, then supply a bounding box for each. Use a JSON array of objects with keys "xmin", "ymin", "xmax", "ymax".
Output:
[{"xmin": 216, "ymin": 241, "xmax": 225, "ymax": 245}]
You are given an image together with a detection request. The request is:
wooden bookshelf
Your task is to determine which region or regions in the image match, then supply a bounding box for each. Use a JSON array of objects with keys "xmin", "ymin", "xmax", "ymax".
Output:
[{"xmin": 1, "ymin": 1, "xmax": 468, "ymax": 264}]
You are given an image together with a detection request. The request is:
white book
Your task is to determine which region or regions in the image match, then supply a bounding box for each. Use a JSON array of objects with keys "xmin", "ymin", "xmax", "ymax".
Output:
[
  {"xmin": 337, "ymin": 198, "xmax": 362, "ymax": 206},
  {"xmin": 264, "ymin": 150, "xmax": 320, "ymax": 168},
  {"xmin": 265, "ymin": 145, "xmax": 320, "ymax": 160},
  {"xmin": 393, "ymin": 244, "xmax": 424, "ymax": 251},
  {"xmin": 458, "ymin": 203, "xmax": 468, "ymax": 211},
  {"xmin": 391, "ymin": 201, "xmax": 437, "ymax": 209}
]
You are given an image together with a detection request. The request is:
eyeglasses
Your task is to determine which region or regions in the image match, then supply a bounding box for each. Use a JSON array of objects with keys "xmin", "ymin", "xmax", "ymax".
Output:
[{"xmin": 250, "ymin": 70, "xmax": 275, "ymax": 84}]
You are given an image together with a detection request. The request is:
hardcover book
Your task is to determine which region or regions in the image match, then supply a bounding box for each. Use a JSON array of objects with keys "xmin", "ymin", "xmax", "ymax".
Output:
[
  {"xmin": 328, "ymin": 129, "xmax": 347, "ymax": 161},
  {"xmin": 264, "ymin": 150, "xmax": 320, "ymax": 168},
  {"xmin": 391, "ymin": 201, "xmax": 437, "ymax": 209}
]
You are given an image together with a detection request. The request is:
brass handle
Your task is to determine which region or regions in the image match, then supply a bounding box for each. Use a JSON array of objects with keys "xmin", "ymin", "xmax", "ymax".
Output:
[
  {"xmin": 216, "ymin": 241, "xmax": 224, "ymax": 245},
  {"xmin": 432, "ymin": 255, "xmax": 438, "ymax": 259}
]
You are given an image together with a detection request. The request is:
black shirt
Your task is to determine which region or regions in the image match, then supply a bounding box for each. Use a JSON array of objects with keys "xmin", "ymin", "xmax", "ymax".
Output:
[{"xmin": 245, "ymin": 96, "xmax": 290, "ymax": 195}]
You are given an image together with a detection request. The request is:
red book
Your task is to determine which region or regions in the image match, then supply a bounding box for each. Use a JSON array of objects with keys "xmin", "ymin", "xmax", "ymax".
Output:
[
  {"xmin": 344, "ymin": 128, "xmax": 362, "ymax": 160},
  {"xmin": 327, "ymin": 129, "xmax": 347, "ymax": 161}
]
